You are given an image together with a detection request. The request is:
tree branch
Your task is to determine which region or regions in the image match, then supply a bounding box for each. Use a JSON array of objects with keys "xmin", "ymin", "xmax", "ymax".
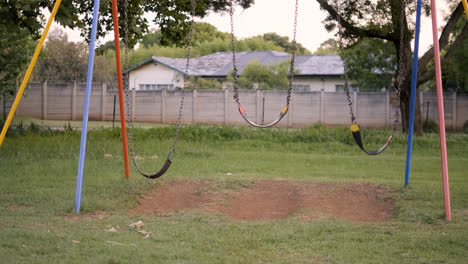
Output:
[
  {"xmin": 315, "ymin": 0, "xmax": 394, "ymax": 41},
  {"xmin": 417, "ymin": 21, "xmax": 468, "ymax": 85},
  {"xmin": 417, "ymin": 2, "xmax": 465, "ymax": 74}
]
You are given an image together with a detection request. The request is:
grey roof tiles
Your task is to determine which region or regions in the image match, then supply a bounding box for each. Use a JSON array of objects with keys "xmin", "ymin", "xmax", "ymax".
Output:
[{"xmin": 127, "ymin": 51, "xmax": 344, "ymax": 77}]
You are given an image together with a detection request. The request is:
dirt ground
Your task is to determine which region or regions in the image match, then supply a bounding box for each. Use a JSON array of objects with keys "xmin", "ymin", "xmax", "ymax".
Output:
[{"xmin": 129, "ymin": 180, "xmax": 394, "ymax": 222}]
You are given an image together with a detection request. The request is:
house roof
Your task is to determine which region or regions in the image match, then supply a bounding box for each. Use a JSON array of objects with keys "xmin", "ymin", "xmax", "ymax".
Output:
[{"xmin": 125, "ymin": 51, "xmax": 344, "ymax": 77}]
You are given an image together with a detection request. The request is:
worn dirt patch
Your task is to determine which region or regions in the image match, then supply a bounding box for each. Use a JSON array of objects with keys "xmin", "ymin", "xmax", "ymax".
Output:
[{"xmin": 129, "ymin": 180, "xmax": 393, "ymax": 222}]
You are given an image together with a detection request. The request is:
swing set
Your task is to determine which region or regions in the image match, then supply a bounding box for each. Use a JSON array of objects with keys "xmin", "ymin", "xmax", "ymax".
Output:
[{"xmin": 0, "ymin": 0, "xmax": 464, "ymax": 220}]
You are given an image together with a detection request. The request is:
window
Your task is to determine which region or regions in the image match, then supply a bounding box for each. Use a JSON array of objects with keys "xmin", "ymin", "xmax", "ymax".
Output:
[
  {"xmin": 336, "ymin": 85, "xmax": 359, "ymax": 92},
  {"xmin": 292, "ymin": 85, "xmax": 310, "ymax": 92},
  {"xmin": 138, "ymin": 84, "xmax": 175, "ymax": 91}
]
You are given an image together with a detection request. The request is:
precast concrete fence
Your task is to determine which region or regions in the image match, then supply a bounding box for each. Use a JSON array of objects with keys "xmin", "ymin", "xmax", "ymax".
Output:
[{"xmin": 1, "ymin": 82, "xmax": 467, "ymax": 130}]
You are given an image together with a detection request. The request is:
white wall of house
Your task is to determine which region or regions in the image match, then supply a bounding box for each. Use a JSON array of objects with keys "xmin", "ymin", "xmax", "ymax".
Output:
[
  {"xmin": 293, "ymin": 77, "xmax": 345, "ymax": 92},
  {"xmin": 128, "ymin": 62, "xmax": 184, "ymax": 91}
]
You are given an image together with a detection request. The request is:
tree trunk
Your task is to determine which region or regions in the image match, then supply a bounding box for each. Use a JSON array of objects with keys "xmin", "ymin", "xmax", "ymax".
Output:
[{"xmin": 399, "ymin": 80, "xmax": 423, "ymax": 135}]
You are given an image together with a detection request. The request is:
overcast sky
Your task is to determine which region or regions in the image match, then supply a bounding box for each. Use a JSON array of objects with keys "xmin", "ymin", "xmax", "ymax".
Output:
[{"xmin": 57, "ymin": 0, "xmax": 451, "ymax": 54}]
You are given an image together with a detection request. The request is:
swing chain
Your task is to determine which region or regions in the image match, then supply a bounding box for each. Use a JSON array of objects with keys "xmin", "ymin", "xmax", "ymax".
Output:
[
  {"xmin": 230, "ymin": 0, "xmax": 298, "ymax": 107},
  {"xmin": 287, "ymin": 0, "xmax": 299, "ymax": 106},
  {"xmin": 336, "ymin": 1, "xmax": 404, "ymax": 130},
  {"xmin": 229, "ymin": 0, "xmax": 240, "ymax": 105},
  {"xmin": 335, "ymin": 4, "xmax": 356, "ymax": 124},
  {"xmin": 393, "ymin": 0, "xmax": 406, "ymax": 132},
  {"xmin": 123, "ymin": 0, "xmax": 195, "ymax": 170},
  {"xmin": 171, "ymin": 0, "xmax": 196, "ymax": 154},
  {"xmin": 122, "ymin": 0, "xmax": 137, "ymax": 162}
]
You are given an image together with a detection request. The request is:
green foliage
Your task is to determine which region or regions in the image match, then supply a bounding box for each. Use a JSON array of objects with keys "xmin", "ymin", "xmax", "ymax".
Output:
[
  {"xmin": 227, "ymin": 60, "xmax": 293, "ymax": 90},
  {"xmin": 314, "ymin": 38, "xmax": 340, "ymax": 55},
  {"xmin": 140, "ymin": 29, "xmax": 163, "ymax": 48},
  {"xmin": 463, "ymin": 120, "xmax": 468, "ymax": 132},
  {"xmin": 0, "ymin": 1, "xmax": 254, "ymax": 48},
  {"xmin": 262, "ymin": 32, "xmax": 311, "ymax": 55},
  {"xmin": 444, "ymin": 38, "xmax": 468, "ymax": 92},
  {"xmin": 185, "ymin": 77, "xmax": 221, "ymax": 90},
  {"xmin": 423, "ymin": 119, "xmax": 439, "ymax": 133},
  {"xmin": 344, "ymin": 38, "xmax": 396, "ymax": 91},
  {"xmin": 32, "ymin": 29, "xmax": 88, "ymax": 82},
  {"xmin": 193, "ymin": 22, "xmax": 231, "ymax": 45},
  {"xmin": 31, "ymin": 29, "xmax": 115, "ymax": 83},
  {"xmin": 0, "ymin": 24, "xmax": 34, "ymax": 109}
]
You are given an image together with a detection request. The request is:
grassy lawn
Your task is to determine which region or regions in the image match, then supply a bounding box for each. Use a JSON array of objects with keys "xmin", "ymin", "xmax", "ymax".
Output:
[
  {"xmin": 0, "ymin": 121, "xmax": 467, "ymax": 263},
  {"xmin": 9, "ymin": 115, "xmax": 164, "ymax": 129}
]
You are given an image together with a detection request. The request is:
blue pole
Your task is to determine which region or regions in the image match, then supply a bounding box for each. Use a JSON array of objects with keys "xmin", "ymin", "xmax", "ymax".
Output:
[
  {"xmin": 75, "ymin": 0, "xmax": 100, "ymax": 212},
  {"xmin": 404, "ymin": 0, "xmax": 422, "ymax": 186}
]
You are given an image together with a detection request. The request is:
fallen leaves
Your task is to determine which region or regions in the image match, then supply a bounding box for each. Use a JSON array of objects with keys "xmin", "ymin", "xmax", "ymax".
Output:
[{"xmin": 129, "ymin": 220, "xmax": 151, "ymax": 238}]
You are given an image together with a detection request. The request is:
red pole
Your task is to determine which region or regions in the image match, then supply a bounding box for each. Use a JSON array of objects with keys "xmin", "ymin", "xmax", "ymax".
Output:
[
  {"xmin": 430, "ymin": 0, "xmax": 451, "ymax": 220},
  {"xmin": 111, "ymin": 0, "xmax": 130, "ymax": 178}
]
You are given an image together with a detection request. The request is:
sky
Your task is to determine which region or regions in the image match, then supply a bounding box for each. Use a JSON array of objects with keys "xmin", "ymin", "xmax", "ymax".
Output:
[{"xmin": 57, "ymin": 0, "xmax": 452, "ymax": 54}]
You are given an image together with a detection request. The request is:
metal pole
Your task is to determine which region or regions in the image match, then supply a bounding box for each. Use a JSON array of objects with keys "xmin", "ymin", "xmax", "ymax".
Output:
[
  {"xmin": 75, "ymin": 0, "xmax": 100, "ymax": 213},
  {"xmin": 404, "ymin": 0, "xmax": 422, "ymax": 186},
  {"xmin": 462, "ymin": 0, "xmax": 468, "ymax": 20},
  {"xmin": 112, "ymin": 94, "xmax": 116, "ymax": 129},
  {"xmin": 262, "ymin": 97, "xmax": 265, "ymax": 125},
  {"xmin": 111, "ymin": 0, "xmax": 131, "ymax": 178},
  {"xmin": 430, "ymin": 0, "xmax": 451, "ymax": 221}
]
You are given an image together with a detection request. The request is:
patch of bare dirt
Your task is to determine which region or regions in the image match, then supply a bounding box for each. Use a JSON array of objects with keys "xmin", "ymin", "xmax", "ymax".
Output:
[
  {"xmin": 129, "ymin": 180, "xmax": 394, "ymax": 222},
  {"xmin": 128, "ymin": 180, "xmax": 211, "ymax": 215}
]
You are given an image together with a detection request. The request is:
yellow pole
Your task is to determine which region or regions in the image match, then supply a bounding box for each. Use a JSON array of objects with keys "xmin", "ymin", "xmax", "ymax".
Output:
[
  {"xmin": 0, "ymin": 0, "xmax": 62, "ymax": 148},
  {"xmin": 463, "ymin": 0, "xmax": 468, "ymax": 20}
]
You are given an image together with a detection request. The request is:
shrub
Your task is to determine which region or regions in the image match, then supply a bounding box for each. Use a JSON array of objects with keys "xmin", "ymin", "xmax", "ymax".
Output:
[{"xmin": 423, "ymin": 119, "xmax": 439, "ymax": 133}]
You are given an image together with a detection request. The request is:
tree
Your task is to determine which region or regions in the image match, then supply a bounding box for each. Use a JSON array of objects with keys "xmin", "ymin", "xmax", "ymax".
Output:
[
  {"xmin": 0, "ymin": 1, "xmax": 254, "ymax": 48},
  {"xmin": 140, "ymin": 29, "xmax": 163, "ymax": 48},
  {"xmin": 185, "ymin": 77, "xmax": 222, "ymax": 90},
  {"xmin": 0, "ymin": 25, "xmax": 34, "ymax": 119},
  {"xmin": 193, "ymin": 22, "xmax": 230, "ymax": 45},
  {"xmin": 344, "ymin": 38, "xmax": 396, "ymax": 91},
  {"xmin": 263, "ymin": 32, "xmax": 311, "ymax": 55},
  {"xmin": 314, "ymin": 38, "xmax": 339, "ymax": 54},
  {"xmin": 32, "ymin": 29, "xmax": 115, "ymax": 84},
  {"xmin": 32, "ymin": 29, "xmax": 88, "ymax": 82},
  {"xmin": 316, "ymin": 0, "xmax": 467, "ymax": 134},
  {"xmin": 227, "ymin": 60, "xmax": 293, "ymax": 90}
]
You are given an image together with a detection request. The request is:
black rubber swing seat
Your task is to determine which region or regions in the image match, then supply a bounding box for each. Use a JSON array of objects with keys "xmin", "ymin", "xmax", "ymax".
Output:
[
  {"xmin": 350, "ymin": 124, "xmax": 393, "ymax": 155},
  {"xmin": 130, "ymin": 152, "xmax": 173, "ymax": 179},
  {"xmin": 238, "ymin": 105, "xmax": 288, "ymax": 128}
]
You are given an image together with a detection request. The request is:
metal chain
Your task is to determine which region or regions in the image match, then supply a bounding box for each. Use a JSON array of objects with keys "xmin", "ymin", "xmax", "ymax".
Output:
[
  {"xmin": 286, "ymin": 0, "xmax": 299, "ymax": 106},
  {"xmin": 230, "ymin": 0, "xmax": 298, "ymax": 107},
  {"xmin": 336, "ymin": 3, "xmax": 356, "ymax": 124},
  {"xmin": 124, "ymin": 0, "xmax": 196, "ymax": 169},
  {"xmin": 122, "ymin": 0, "xmax": 137, "ymax": 162},
  {"xmin": 170, "ymin": 0, "xmax": 196, "ymax": 154},
  {"xmin": 230, "ymin": 0, "xmax": 240, "ymax": 105},
  {"xmin": 393, "ymin": 0, "xmax": 405, "ymax": 132},
  {"xmin": 336, "ymin": 1, "xmax": 404, "ymax": 129}
]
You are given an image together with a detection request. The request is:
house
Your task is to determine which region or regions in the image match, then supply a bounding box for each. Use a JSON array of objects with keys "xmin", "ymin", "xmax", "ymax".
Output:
[{"xmin": 124, "ymin": 51, "xmax": 346, "ymax": 92}]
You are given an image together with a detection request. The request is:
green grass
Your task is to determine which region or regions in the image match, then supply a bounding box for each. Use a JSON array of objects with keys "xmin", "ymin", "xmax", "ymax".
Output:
[{"xmin": 0, "ymin": 123, "xmax": 467, "ymax": 263}]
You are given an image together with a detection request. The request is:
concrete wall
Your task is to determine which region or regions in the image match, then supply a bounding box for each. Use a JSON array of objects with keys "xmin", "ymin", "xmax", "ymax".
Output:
[{"xmin": 1, "ymin": 82, "xmax": 467, "ymax": 130}]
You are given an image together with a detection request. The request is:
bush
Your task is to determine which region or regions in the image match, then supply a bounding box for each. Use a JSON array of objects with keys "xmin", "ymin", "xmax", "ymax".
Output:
[
  {"xmin": 463, "ymin": 121, "xmax": 468, "ymax": 133},
  {"xmin": 423, "ymin": 119, "xmax": 439, "ymax": 133}
]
